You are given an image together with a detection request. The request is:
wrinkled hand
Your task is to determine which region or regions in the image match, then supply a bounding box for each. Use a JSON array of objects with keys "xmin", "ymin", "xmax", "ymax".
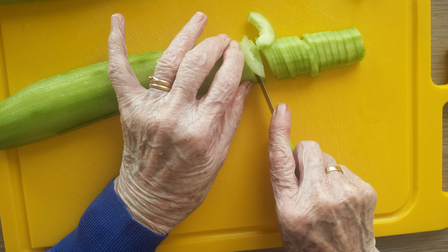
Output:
[
  {"xmin": 107, "ymin": 12, "xmax": 252, "ymax": 235},
  {"xmin": 269, "ymin": 103, "xmax": 378, "ymax": 252}
]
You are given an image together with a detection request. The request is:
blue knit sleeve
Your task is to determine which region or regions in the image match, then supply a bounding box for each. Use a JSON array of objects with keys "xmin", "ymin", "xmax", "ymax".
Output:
[{"xmin": 48, "ymin": 179, "xmax": 167, "ymax": 252}]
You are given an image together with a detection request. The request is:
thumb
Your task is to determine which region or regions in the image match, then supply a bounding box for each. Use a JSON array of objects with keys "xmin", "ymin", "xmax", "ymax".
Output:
[
  {"xmin": 108, "ymin": 14, "xmax": 143, "ymax": 103},
  {"xmin": 269, "ymin": 103, "xmax": 298, "ymax": 198}
]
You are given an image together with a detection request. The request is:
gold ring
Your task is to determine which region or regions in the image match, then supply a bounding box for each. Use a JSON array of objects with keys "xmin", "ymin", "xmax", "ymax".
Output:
[
  {"xmin": 148, "ymin": 75, "xmax": 173, "ymax": 91},
  {"xmin": 325, "ymin": 165, "xmax": 343, "ymax": 174},
  {"xmin": 149, "ymin": 83, "xmax": 171, "ymax": 92}
]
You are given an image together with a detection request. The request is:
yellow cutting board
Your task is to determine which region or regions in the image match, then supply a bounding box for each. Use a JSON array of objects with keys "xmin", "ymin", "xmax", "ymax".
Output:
[{"xmin": 0, "ymin": 0, "xmax": 446, "ymax": 251}]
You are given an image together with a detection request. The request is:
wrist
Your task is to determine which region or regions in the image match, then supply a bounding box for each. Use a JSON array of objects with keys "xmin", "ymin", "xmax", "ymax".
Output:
[{"xmin": 114, "ymin": 175, "xmax": 174, "ymax": 235}]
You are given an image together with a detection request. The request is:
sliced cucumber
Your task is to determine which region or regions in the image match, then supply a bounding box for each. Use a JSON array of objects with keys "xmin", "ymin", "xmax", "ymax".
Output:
[
  {"xmin": 262, "ymin": 40, "xmax": 290, "ymax": 79},
  {"xmin": 317, "ymin": 32, "xmax": 334, "ymax": 70},
  {"xmin": 303, "ymin": 41, "xmax": 319, "ymax": 77},
  {"xmin": 338, "ymin": 29, "xmax": 357, "ymax": 66},
  {"xmin": 287, "ymin": 36, "xmax": 306, "ymax": 76},
  {"xmin": 277, "ymin": 37, "xmax": 298, "ymax": 78},
  {"xmin": 302, "ymin": 33, "xmax": 320, "ymax": 71},
  {"xmin": 247, "ymin": 12, "xmax": 276, "ymax": 50},
  {"xmin": 333, "ymin": 31, "xmax": 347, "ymax": 66},
  {"xmin": 310, "ymin": 33, "xmax": 328, "ymax": 71},
  {"xmin": 324, "ymin": 31, "xmax": 340, "ymax": 68},
  {"xmin": 240, "ymin": 36, "xmax": 265, "ymax": 77},
  {"xmin": 347, "ymin": 28, "xmax": 366, "ymax": 61},
  {"xmin": 292, "ymin": 36, "xmax": 310, "ymax": 75}
]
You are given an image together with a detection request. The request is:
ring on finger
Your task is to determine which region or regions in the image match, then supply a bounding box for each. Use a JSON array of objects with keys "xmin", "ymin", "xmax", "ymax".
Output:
[
  {"xmin": 149, "ymin": 75, "xmax": 173, "ymax": 92},
  {"xmin": 325, "ymin": 165, "xmax": 343, "ymax": 174}
]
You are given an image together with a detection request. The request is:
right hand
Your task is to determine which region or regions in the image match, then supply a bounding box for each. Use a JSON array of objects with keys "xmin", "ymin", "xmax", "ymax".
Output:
[{"xmin": 268, "ymin": 103, "xmax": 379, "ymax": 252}]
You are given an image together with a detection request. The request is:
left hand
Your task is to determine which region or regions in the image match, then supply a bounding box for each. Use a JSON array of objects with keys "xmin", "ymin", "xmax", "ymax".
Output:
[{"xmin": 107, "ymin": 12, "xmax": 253, "ymax": 235}]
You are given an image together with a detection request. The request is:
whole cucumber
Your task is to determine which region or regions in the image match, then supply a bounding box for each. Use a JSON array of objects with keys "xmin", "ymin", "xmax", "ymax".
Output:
[{"xmin": 0, "ymin": 51, "xmax": 257, "ymax": 150}]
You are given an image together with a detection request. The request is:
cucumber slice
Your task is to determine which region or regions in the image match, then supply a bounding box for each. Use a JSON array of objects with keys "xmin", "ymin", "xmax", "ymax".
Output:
[
  {"xmin": 277, "ymin": 37, "xmax": 299, "ymax": 78},
  {"xmin": 302, "ymin": 33, "xmax": 320, "ymax": 71},
  {"xmin": 347, "ymin": 28, "xmax": 366, "ymax": 60},
  {"xmin": 303, "ymin": 41, "xmax": 319, "ymax": 77},
  {"xmin": 262, "ymin": 40, "xmax": 290, "ymax": 79},
  {"xmin": 338, "ymin": 29, "xmax": 357, "ymax": 66},
  {"xmin": 324, "ymin": 31, "xmax": 340, "ymax": 68},
  {"xmin": 333, "ymin": 31, "xmax": 347, "ymax": 66},
  {"xmin": 291, "ymin": 36, "xmax": 310, "ymax": 75},
  {"xmin": 247, "ymin": 12, "xmax": 276, "ymax": 50},
  {"xmin": 240, "ymin": 36, "xmax": 265, "ymax": 77},
  {"xmin": 288, "ymin": 36, "xmax": 306, "ymax": 76},
  {"xmin": 317, "ymin": 32, "xmax": 334, "ymax": 70},
  {"xmin": 310, "ymin": 33, "xmax": 328, "ymax": 71},
  {"xmin": 285, "ymin": 36, "xmax": 304, "ymax": 77}
]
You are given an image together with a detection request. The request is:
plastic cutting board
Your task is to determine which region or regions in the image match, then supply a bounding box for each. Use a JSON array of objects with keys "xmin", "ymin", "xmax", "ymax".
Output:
[{"xmin": 0, "ymin": 0, "xmax": 447, "ymax": 251}]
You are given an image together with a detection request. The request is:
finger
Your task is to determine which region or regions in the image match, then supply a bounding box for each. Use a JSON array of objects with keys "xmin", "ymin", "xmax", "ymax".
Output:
[
  {"xmin": 220, "ymin": 81, "xmax": 253, "ymax": 145},
  {"xmin": 322, "ymin": 152, "xmax": 349, "ymax": 189},
  {"xmin": 294, "ymin": 141, "xmax": 327, "ymax": 185},
  {"xmin": 338, "ymin": 164, "xmax": 363, "ymax": 183},
  {"xmin": 150, "ymin": 12, "xmax": 207, "ymax": 97},
  {"xmin": 269, "ymin": 103, "xmax": 299, "ymax": 197},
  {"xmin": 201, "ymin": 40, "xmax": 245, "ymax": 115},
  {"xmin": 170, "ymin": 34, "xmax": 232, "ymax": 101},
  {"xmin": 108, "ymin": 14, "xmax": 144, "ymax": 103}
]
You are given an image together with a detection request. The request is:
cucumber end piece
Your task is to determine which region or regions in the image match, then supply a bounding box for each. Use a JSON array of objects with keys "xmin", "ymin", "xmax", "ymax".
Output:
[
  {"xmin": 247, "ymin": 12, "xmax": 275, "ymax": 50},
  {"xmin": 240, "ymin": 36, "xmax": 266, "ymax": 78}
]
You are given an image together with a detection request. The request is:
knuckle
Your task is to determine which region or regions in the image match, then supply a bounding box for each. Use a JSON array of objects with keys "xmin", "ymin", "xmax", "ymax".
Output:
[
  {"xmin": 157, "ymin": 50, "xmax": 183, "ymax": 69},
  {"xmin": 298, "ymin": 140, "xmax": 320, "ymax": 150},
  {"xmin": 183, "ymin": 49, "xmax": 208, "ymax": 70},
  {"xmin": 269, "ymin": 148, "xmax": 294, "ymax": 170}
]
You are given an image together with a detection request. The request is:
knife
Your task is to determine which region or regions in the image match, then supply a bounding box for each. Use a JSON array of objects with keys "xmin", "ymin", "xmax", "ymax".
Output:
[{"xmin": 256, "ymin": 75, "xmax": 295, "ymax": 151}]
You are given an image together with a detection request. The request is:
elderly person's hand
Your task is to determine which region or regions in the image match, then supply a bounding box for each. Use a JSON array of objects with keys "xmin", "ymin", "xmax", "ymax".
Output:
[
  {"xmin": 107, "ymin": 12, "xmax": 252, "ymax": 235},
  {"xmin": 269, "ymin": 103, "xmax": 379, "ymax": 252}
]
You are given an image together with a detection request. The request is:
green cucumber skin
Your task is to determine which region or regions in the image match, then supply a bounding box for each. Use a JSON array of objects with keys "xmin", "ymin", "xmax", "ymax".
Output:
[
  {"xmin": 317, "ymin": 32, "xmax": 334, "ymax": 70},
  {"xmin": 347, "ymin": 28, "xmax": 366, "ymax": 60},
  {"xmin": 333, "ymin": 31, "xmax": 348, "ymax": 66},
  {"xmin": 287, "ymin": 36, "xmax": 305, "ymax": 77},
  {"xmin": 338, "ymin": 30, "xmax": 358, "ymax": 66},
  {"xmin": 0, "ymin": 51, "xmax": 257, "ymax": 150},
  {"xmin": 293, "ymin": 36, "xmax": 310, "ymax": 75},
  {"xmin": 324, "ymin": 31, "xmax": 340, "ymax": 68},
  {"xmin": 247, "ymin": 12, "xmax": 276, "ymax": 50},
  {"xmin": 304, "ymin": 41, "xmax": 319, "ymax": 78},
  {"xmin": 302, "ymin": 34, "xmax": 320, "ymax": 70},
  {"xmin": 277, "ymin": 38, "xmax": 298, "ymax": 79}
]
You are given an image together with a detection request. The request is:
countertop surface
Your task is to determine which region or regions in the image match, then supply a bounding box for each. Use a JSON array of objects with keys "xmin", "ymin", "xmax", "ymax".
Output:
[{"xmin": 1, "ymin": 0, "xmax": 448, "ymax": 251}]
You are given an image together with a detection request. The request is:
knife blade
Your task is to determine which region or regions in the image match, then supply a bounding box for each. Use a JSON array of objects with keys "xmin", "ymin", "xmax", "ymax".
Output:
[
  {"xmin": 256, "ymin": 74, "xmax": 295, "ymax": 152},
  {"xmin": 256, "ymin": 75, "xmax": 274, "ymax": 114}
]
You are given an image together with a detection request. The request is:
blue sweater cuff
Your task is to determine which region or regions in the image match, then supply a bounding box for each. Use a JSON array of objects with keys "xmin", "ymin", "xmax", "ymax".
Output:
[{"xmin": 48, "ymin": 179, "xmax": 167, "ymax": 252}]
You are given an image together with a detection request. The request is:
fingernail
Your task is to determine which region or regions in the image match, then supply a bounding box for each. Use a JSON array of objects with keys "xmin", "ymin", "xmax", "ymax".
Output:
[
  {"xmin": 277, "ymin": 103, "xmax": 286, "ymax": 116},
  {"xmin": 230, "ymin": 40, "xmax": 240, "ymax": 49},
  {"xmin": 192, "ymin": 12, "xmax": 206, "ymax": 23}
]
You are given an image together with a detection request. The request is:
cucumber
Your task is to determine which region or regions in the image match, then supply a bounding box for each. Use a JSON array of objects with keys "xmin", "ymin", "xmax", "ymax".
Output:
[
  {"xmin": 303, "ymin": 41, "xmax": 319, "ymax": 78},
  {"xmin": 277, "ymin": 38, "xmax": 298, "ymax": 78},
  {"xmin": 287, "ymin": 36, "xmax": 305, "ymax": 76},
  {"xmin": 347, "ymin": 28, "xmax": 366, "ymax": 60},
  {"xmin": 333, "ymin": 31, "xmax": 348, "ymax": 66},
  {"xmin": 338, "ymin": 29, "xmax": 358, "ymax": 66},
  {"xmin": 261, "ymin": 40, "xmax": 290, "ymax": 79},
  {"xmin": 302, "ymin": 34, "xmax": 320, "ymax": 71},
  {"xmin": 240, "ymin": 36, "xmax": 265, "ymax": 77},
  {"xmin": 0, "ymin": 51, "xmax": 258, "ymax": 150},
  {"xmin": 317, "ymin": 32, "xmax": 334, "ymax": 69},
  {"xmin": 247, "ymin": 12, "xmax": 276, "ymax": 50},
  {"xmin": 324, "ymin": 31, "xmax": 340, "ymax": 68},
  {"xmin": 310, "ymin": 33, "xmax": 328, "ymax": 71},
  {"xmin": 292, "ymin": 36, "xmax": 310, "ymax": 75}
]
